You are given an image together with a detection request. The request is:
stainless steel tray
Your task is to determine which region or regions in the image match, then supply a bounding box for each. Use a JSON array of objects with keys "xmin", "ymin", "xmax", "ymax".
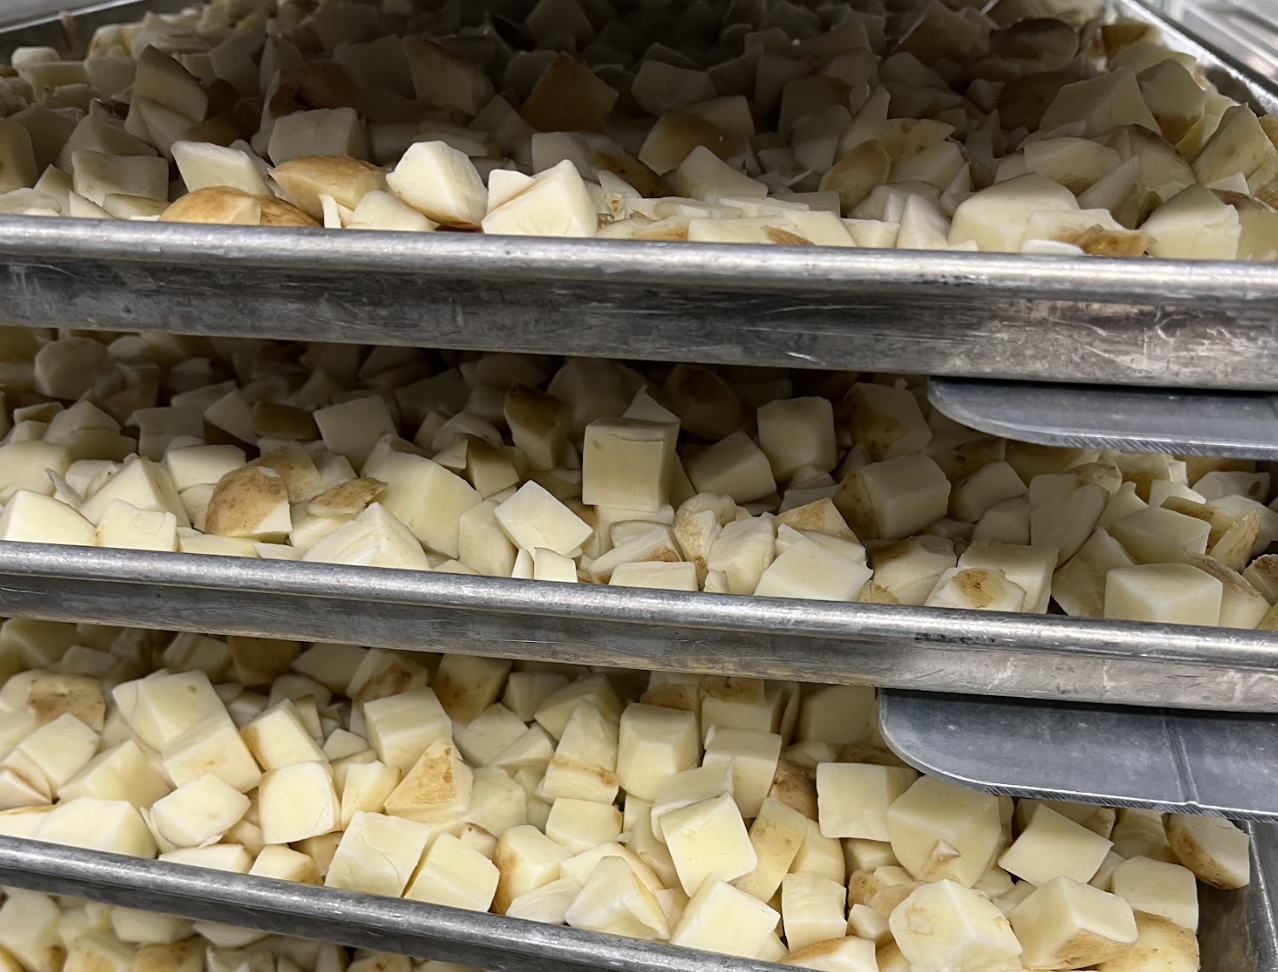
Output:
[
  {"xmin": 928, "ymin": 378, "xmax": 1278, "ymax": 458},
  {"xmin": 0, "ymin": 836, "xmax": 777, "ymax": 972},
  {"xmin": 0, "ymin": 826, "xmax": 1272, "ymax": 972},
  {"xmin": 879, "ymin": 690, "xmax": 1278, "ymax": 819},
  {"xmin": 3, "ymin": 543, "xmax": 1278, "ymax": 712},
  {"xmin": 1, "ymin": 2, "xmax": 1278, "ymax": 388}
]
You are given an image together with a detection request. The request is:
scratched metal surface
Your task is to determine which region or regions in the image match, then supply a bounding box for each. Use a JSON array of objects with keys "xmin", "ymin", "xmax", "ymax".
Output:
[
  {"xmin": 5, "ymin": 220, "xmax": 1278, "ymax": 386},
  {"xmin": 0, "ymin": 830, "xmax": 1268, "ymax": 972},
  {"xmin": 1, "ymin": 544, "xmax": 1277, "ymax": 711},
  {"xmin": 0, "ymin": 3, "xmax": 1275, "ymax": 386}
]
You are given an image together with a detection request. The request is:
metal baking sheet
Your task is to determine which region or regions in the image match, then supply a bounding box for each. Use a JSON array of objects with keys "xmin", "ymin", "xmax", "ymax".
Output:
[
  {"xmin": 878, "ymin": 690, "xmax": 1278, "ymax": 819},
  {"xmin": 0, "ymin": 4, "xmax": 1277, "ymax": 388},
  {"xmin": 928, "ymin": 378, "xmax": 1278, "ymax": 458},
  {"xmin": 0, "ymin": 836, "xmax": 778, "ymax": 972},
  {"xmin": 0, "ymin": 827, "xmax": 1272, "ymax": 972},
  {"xmin": 2, "ymin": 543, "xmax": 1278, "ymax": 712}
]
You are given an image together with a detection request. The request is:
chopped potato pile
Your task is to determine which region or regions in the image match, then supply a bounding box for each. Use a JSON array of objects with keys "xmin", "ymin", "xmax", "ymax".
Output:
[
  {"xmin": 3, "ymin": 329, "xmax": 1278, "ymax": 628},
  {"xmin": 0, "ymin": 620, "xmax": 1253, "ymax": 971},
  {"xmin": 0, "ymin": 892, "xmax": 459, "ymax": 972},
  {"xmin": 2, "ymin": 0, "xmax": 1278, "ymax": 257}
]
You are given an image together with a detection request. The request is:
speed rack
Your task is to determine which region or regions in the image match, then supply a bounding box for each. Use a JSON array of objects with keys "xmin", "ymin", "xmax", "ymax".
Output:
[{"xmin": 0, "ymin": 0, "xmax": 1275, "ymax": 966}]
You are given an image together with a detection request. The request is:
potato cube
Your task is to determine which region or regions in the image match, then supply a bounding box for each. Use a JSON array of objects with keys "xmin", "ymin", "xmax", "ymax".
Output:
[
  {"xmin": 158, "ymin": 844, "xmax": 253, "ymax": 872},
  {"xmin": 59, "ymin": 741, "xmax": 171, "ymax": 809},
  {"xmin": 781, "ymin": 935, "xmax": 878, "ymax": 971},
  {"xmin": 494, "ymin": 823, "xmax": 573, "ymax": 913},
  {"xmin": 482, "ymin": 160, "xmax": 597, "ymax": 238},
  {"xmin": 817, "ymin": 764, "xmax": 918, "ymax": 841},
  {"xmin": 887, "ymin": 777, "xmax": 1002, "ymax": 888},
  {"xmin": 1111, "ymin": 808, "xmax": 1176, "ymax": 862},
  {"xmin": 889, "ymin": 880, "xmax": 1023, "ymax": 972},
  {"xmin": 699, "ymin": 728, "xmax": 778, "ymax": 821},
  {"xmin": 10, "ymin": 712, "xmax": 98, "ymax": 791},
  {"xmin": 241, "ymin": 700, "xmax": 326, "ymax": 770},
  {"xmin": 652, "ymin": 761, "xmax": 735, "ymax": 836},
  {"xmin": 359, "ymin": 451, "xmax": 481, "ymax": 559},
  {"xmin": 758, "ymin": 398, "xmax": 838, "ymax": 482},
  {"xmin": 957, "ymin": 540, "xmax": 1057, "ymax": 613},
  {"xmin": 1109, "ymin": 506, "xmax": 1211, "ymax": 563},
  {"xmin": 327, "ymin": 811, "xmax": 431, "ymax": 897},
  {"xmin": 387, "ymin": 141, "xmax": 486, "ymax": 229},
  {"xmin": 36, "ymin": 796, "xmax": 156, "ymax": 858},
  {"xmin": 540, "ymin": 703, "xmax": 620, "ymax": 804},
  {"xmin": 1052, "ymin": 528, "xmax": 1136, "ymax": 618},
  {"xmin": 534, "ymin": 673, "xmax": 622, "ymax": 738},
  {"xmin": 162, "ymin": 714, "xmax": 262, "ymax": 793},
  {"xmin": 204, "ymin": 466, "xmax": 291, "ymax": 541},
  {"xmin": 663, "ymin": 792, "xmax": 758, "ymax": 895},
  {"xmin": 706, "ymin": 515, "xmax": 776, "ymax": 595},
  {"xmin": 433, "ymin": 655, "xmax": 511, "ymax": 725},
  {"xmin": 0, "ymin": 891, "xmax": 65, "ymax": 972},
  {"xmin": 581, "ymin": 419, "xmax": 677, "ymax": 514},
  {"xmin": 733, "ymin": 796, "xmax": 810, "ymax": 901},
  {"xmin": 504, "ymin": 876, "xmax": 580, "ymax": 924},
  {"xmin": 250, "ymin": 844, "xmax": 322, "ymax": 885},
  {"xmin": 364, "ymin": 687, "xmax": 452, "ymax": 772},
  {"xmin": 384, "ymin": 739, "xmax": 473, "ymax": 825},
  {"xmin": 782, "ymin": 872, "xmax": 847, "ymax": 950},
  {"xmin": 1164, "ymin": 813, "xmax": 1250, "ymax": 889},
  {"xmin": 797, "ymin": 684, "xmax": 875, "ymax": 746},
  {"xmin": 1104, "ymin": 563, "xmax": 1223, "ymax": 625},
  {"xmin": 466, "ymin": 765, "xmax": 528, "ymax": 837},
  {"xmin": 835, "ymin": 455, "xmax": 950, "ymax": 541},
  {"xmin": 1110, "ymin": 856, "xmax": 1199, "ymax": 931},
  {"xmin": 685, "ymin": 432, "xmax": 777, "ymax": 504},
  {"xmin": 0, "ymin": 490, "xmax": 94, "ymax": 546},
  {"xmin": 495, "ymin": 481, "xmax": 592, "ymax": 557},
  {"xmin": 564, "ymin": 856, "xmax": 670, "ymax": 940},
  {"xmin": 454, "ymin": 704, "xmax": 527, "ymax": 768},
  {"xmin": 755, "ymin": 536, "xmax": 873, "ymax": 602},
  {"xmin": 109, "ymin": 907, "xmax": 190, "ymax": 946},
  {"xmin": 258, "ymin": 761, "xmax": 340, "ymax": 844},
  {"xmin": 150, "ymin": 773, "xmax": 250, "ymax": 848},
  {"xmin": 949, "ymin": 174, "xmax": 1078, "ymax": 252},
  {"xmin": 925, "ymin": 567, "xmax": 1027, "ymax": 612},
  {"xmin": 544, "ymin": 798, "xmax": 623, "ymax": 854},
  {"xmin": 698, "ymin": 679, "xmax": 783, "ymax": 744},
  {"xmin": 616, "ymin": 703, "xmax": 701, "ymax": 802},
  {"xmin": 999, "ymin": 806, "xmax": 1113, "ymax": 886},
  {"xmin": 1142, "ymin": 185, "xmax": 1240, "ymax": 260},
  {"xmin": 669, "ymin": 877, "xmax": 780, "ymax": 958},
  {"xmin": 949, "ymin": 462, "xmax": 1027, "ymax": 524},
  {"xmin": 339, "ymin": 760, "xmax": 401, "ymax": 828},
  {"xmin": 1011, "ymin": 876, "xmax": 1137, "ymax": 970}
]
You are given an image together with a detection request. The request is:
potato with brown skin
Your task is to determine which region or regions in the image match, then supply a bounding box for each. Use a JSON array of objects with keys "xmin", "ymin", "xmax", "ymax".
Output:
[
  {"xmin": 270, "ymin": 155, "xmax": 386, "ymax": 219},
  {"xmin": 1096, "ymin": 912, "xmax": 1200, "ymax": 972},
  {"xmin": 159, "ymin": 187, "xmax": 261, "ymax": 225},
  {"xmin": 306, "ymin": 477, "xmax": 386, "ymax": 519},
  {"xmin": 819, "ymin": 140, "xmax": 891, "ymax": 216},
  {"xmin": 1165, "ymin": 814, "xmax": 1251, "ymax": 890},
  {"xmin": 204, "ymin": 465, "xmax": 291, "ymax": 539}
]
